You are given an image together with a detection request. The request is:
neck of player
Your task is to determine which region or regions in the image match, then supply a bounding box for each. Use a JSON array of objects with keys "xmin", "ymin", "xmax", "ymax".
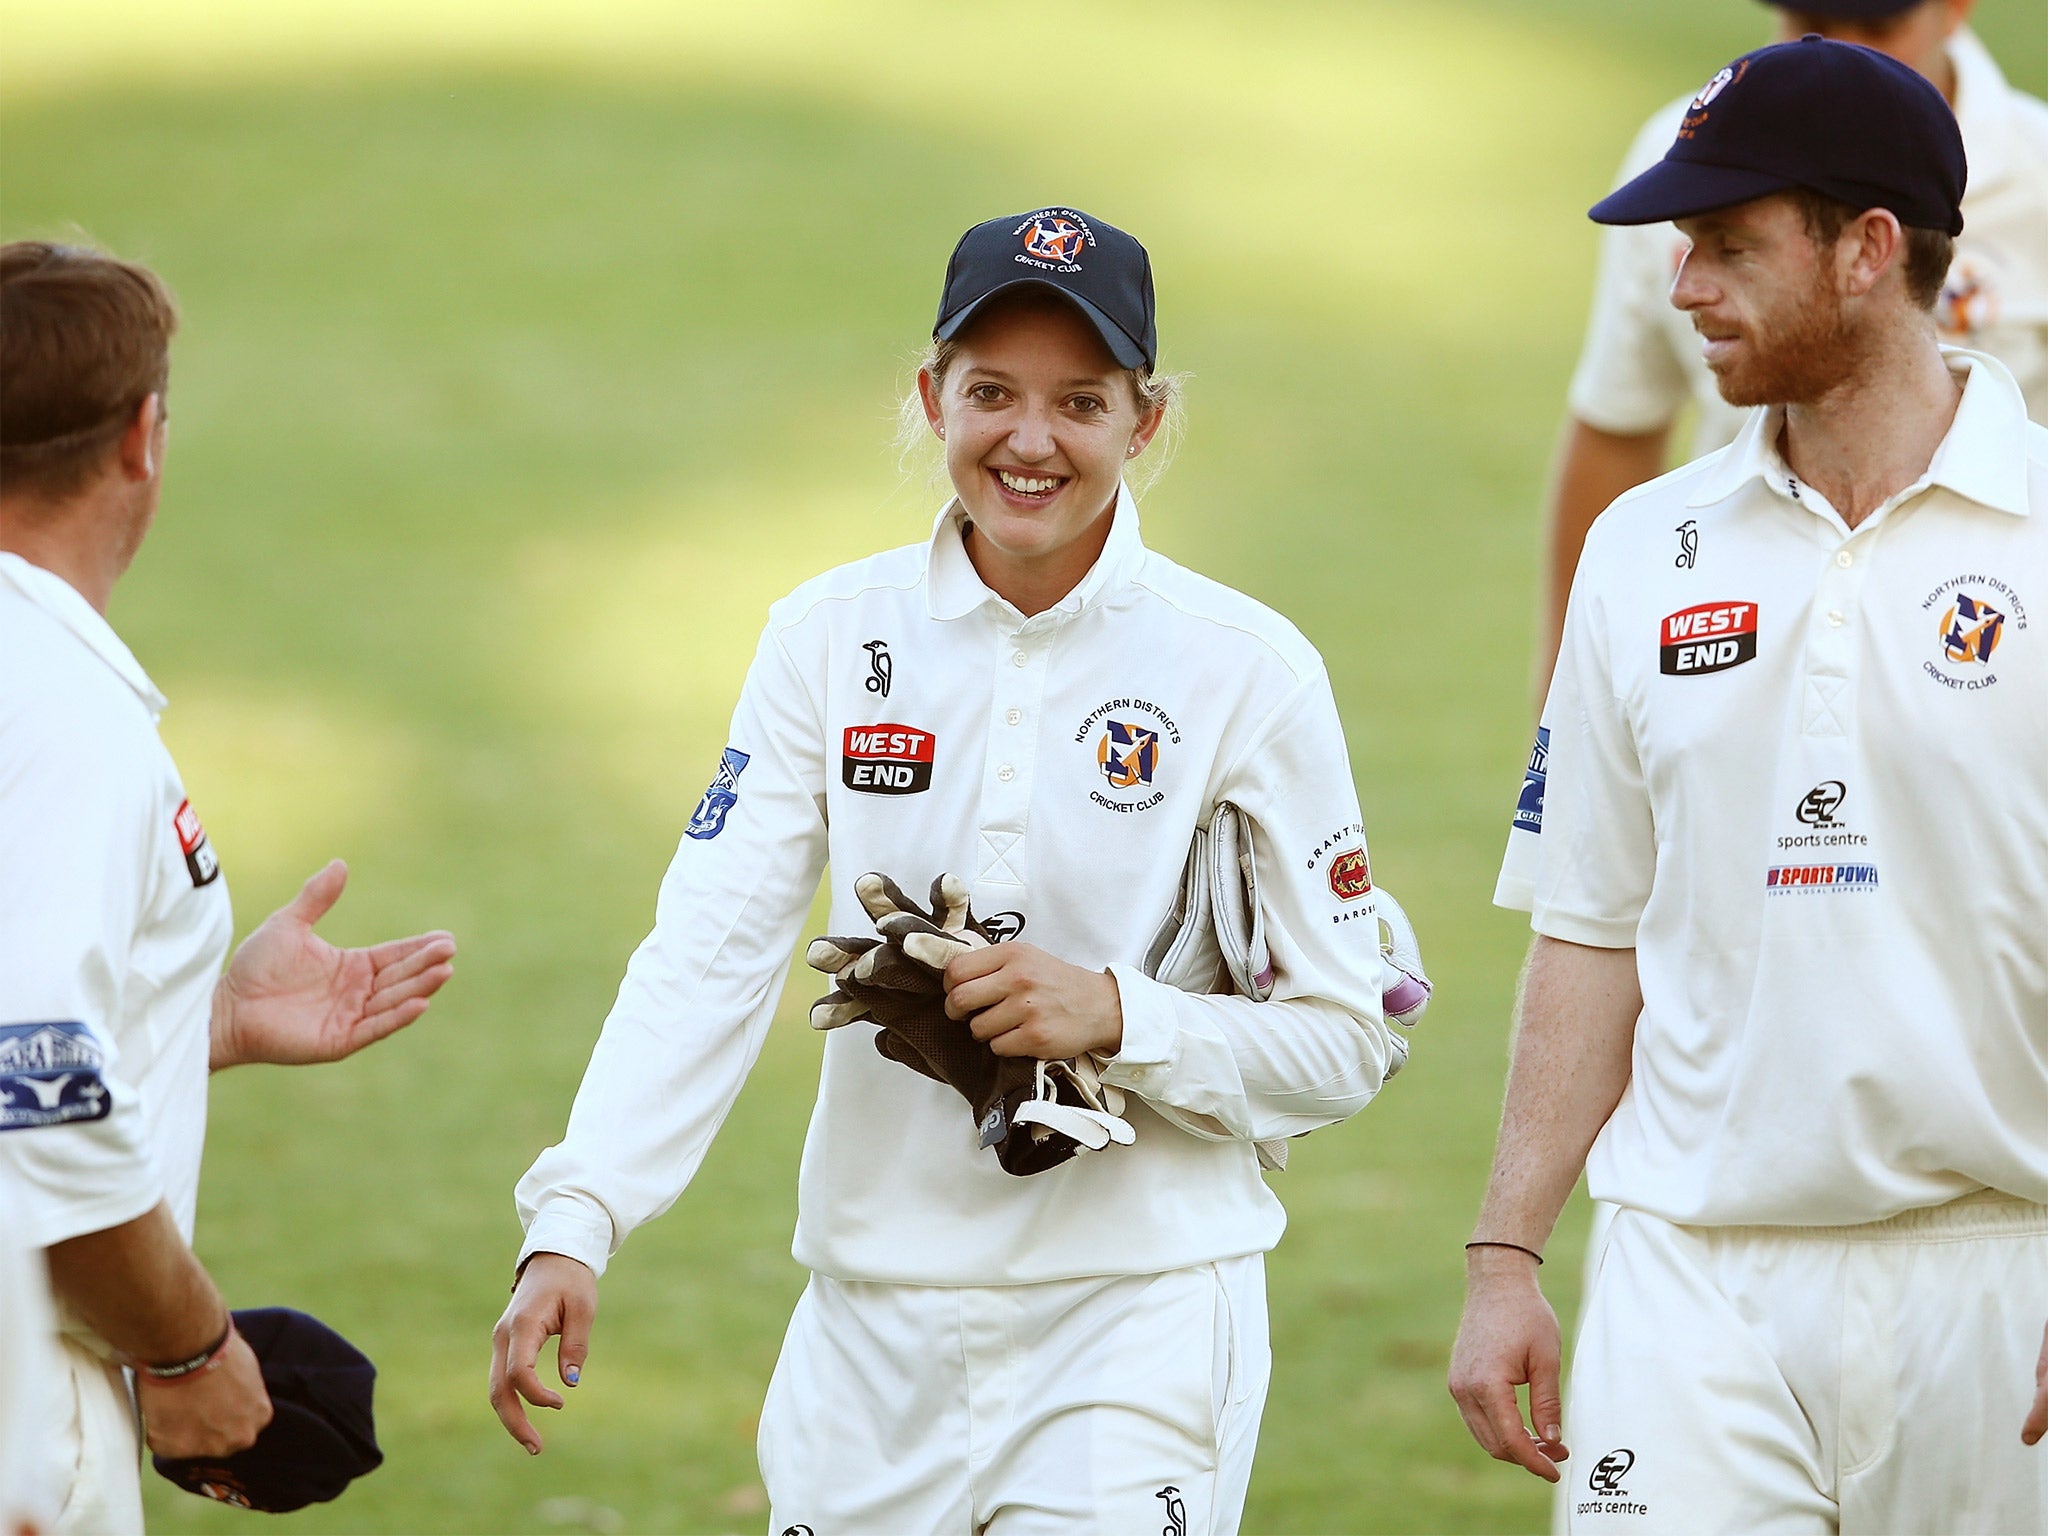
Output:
[{"xmin": 1779, "ymin": 324, "xmax": 1962, "ymax": 530}]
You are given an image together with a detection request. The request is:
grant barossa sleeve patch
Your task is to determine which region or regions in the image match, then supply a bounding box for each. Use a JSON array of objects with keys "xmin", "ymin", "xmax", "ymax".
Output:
[{"xmin": 842, "ymin": 724, "xmax": 935, "ymax": 795}]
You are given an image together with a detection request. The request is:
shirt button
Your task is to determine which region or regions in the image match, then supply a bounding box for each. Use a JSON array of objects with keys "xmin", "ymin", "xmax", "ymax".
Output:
[
  {"xmin": 1826, "ymin": 610, "xmax": 1845, "ymax": 628},
  {"xmin": 1012, "ymin": 651, "xmax": 1029, "ymax": 668},
  {"xmin": 1005, "ymin": 708, "xmax": 1022, "ymax": 726},
  {"xmin": 1835, "ymin": 550, "xmax": 1853, "ymax": 568},
  {"xmin": 997, "ymin": 764, "xmax": 1015, "ymax": 782}
]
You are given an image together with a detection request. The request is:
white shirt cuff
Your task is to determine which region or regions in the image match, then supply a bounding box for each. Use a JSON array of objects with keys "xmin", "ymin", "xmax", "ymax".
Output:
[
  {"xmin": 518, "ymin": 1201, "xmax": 616, "ymax": 1279},
  {"xmin": 1099, "ymin": 963, "xmax": 1182, "ymax": 1094}
]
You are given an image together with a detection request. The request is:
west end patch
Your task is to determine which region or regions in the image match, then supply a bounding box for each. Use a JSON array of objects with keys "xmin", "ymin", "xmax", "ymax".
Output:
[
  {"xmin": 0, "ymin": 1021, "xmax": 112, "ymax": 1131},
  {"xmin": 843, "ymin": 724, "xmax": 935, "ymax": 796},
  {"xmin": 1659, "ymin": 601, "xmax": 1758, "ymax": 676},
  {"xmin": 173, "ymin": 799, "xmax": 221, "ymax": 888}
]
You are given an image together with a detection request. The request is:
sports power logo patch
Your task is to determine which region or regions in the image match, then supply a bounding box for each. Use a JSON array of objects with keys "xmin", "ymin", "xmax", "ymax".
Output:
[
  {"xmin": 686, "ymin": 747, "xmax": 750, "ymax": 840},
  {"xmin": 1659, "ymin": 601, "xmax": 1757, "ymax": 676},
  {"xmin": 1767, "ymin": 863, "xmax": 1879, "ymax": 894},
  {"xmin": 0, "ymin": 1021, "xmax": 111, "ymax": 1131},
  {"xmin": 843, "ymin": 724, "xmax": 934, "ymax": 795},
  {"xmin": 173, "ymin": 799, "xmax": 221, "ymax": 888},
  {"xmin": 1327, "ymin": 848, "xmax": 1371, "ymax": 901}
]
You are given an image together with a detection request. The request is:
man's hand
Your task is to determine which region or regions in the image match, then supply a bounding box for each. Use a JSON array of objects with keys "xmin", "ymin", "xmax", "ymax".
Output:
[
  {"xmin": 1447, "ymin": 1247, "xmax": 1569, "ymax": 1483},
  {"xmin": 943, "ymin": 942, "xmax": 1123, "ymax": 1060},
  {"xmin": 489, "ymin": 1254, "xmax": 596, "ymax": 1455},
  {"xmin": 135, "ymin": 1329, "xmax": 273, "ymax": 1461},
  {"xmin": 2024, "ymin": 1319, "xmax": 2048, "ymax": 1446},
  {"xmin": 211, "ymin": 860, "xmax": 456, "ymax": 1071}
]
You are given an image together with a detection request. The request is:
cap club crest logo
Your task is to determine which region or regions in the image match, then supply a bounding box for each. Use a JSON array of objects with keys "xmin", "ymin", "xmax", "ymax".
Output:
[
  {"xmin": 1097, "ymin": 720, "xmax": 1159, "ymax": 789},
  {"xmin": 1691, "ymin": 66, "xmax": 1735, "ymax": 110},
  {"xmin": 1021, "ymin": 213, "xmax": 1087, "ymax": 267},
  {"xmin": 1939, "ymin": 593, "xmax": 2004, "ymax": 665}
]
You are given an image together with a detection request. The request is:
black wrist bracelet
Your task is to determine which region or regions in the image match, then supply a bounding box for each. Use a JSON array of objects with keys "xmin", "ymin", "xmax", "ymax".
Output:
[
  {"xmin": 1465, "ymin": 1240, "xmax": 1544, "ymax": 1265},
  {"xmin": 138, "ymin": 1315, "xmax": 235, "ymax": 1382}
]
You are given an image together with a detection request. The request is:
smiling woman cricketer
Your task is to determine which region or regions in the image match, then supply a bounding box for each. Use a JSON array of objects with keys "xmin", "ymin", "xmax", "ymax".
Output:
[{"xmin": 489, "ymin": 208, "xmax": 1403, "ymax": 1534}]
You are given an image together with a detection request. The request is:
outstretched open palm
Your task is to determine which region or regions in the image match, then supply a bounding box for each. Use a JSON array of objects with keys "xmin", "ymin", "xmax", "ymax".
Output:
[{"xmin": 211, "ymin": 860, "xmax": 456, "ymax": 1071}]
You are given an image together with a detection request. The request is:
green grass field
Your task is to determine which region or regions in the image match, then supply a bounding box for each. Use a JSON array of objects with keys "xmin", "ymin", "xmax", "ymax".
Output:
[{"xmin": 5, "ymin": 3, "xmax": 2042, "ymax": 1531}]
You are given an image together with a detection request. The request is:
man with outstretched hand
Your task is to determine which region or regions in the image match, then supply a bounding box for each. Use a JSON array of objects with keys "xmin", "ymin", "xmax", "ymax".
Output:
[
  {"xmin": 0, "ymin": 241, "xmax": 456, "ymax": 1534},
  {"xmin": 1451, "ymin": 39, "xmax": 2048, "ymax": 1533}
]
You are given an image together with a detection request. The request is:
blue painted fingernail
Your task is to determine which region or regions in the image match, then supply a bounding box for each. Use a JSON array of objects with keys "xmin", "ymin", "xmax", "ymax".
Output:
[{"xmin": 563, "ymin": 1365, "xmax": 580, "ymax": 1385}]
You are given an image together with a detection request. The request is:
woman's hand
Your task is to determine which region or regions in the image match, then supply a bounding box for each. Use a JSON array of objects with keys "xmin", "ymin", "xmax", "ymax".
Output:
[
  {"xmin": 489, "ymin": 1253, "xmax": 597, "ymax": 1455},
  {"xmin": 942, "ymin": 943, "xmax": 1123, "ymax": 1059}
]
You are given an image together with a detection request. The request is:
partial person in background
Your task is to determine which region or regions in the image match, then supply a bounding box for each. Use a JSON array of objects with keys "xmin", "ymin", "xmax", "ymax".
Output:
[
  {"xmin": 1452, "ymin": 38, "xmax": 2048, "ymax": 1534},
  {"xmin": 0, "ymin": 241, "xmax": 458, "ymax": 1535},
  {"xmin": 0, "ymin": 1182, "xmax": 61, "ymax": 1536},
  {"xmin": 1539, "ymin": 0, "xmax": 2048, "ymax": 689}
]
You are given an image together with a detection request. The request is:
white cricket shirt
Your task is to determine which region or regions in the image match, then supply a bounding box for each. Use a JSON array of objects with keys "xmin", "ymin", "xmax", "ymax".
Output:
[
  {"xmin": 1569, "ymin": 29, "xmax": 2048, "ymax": 453},
  {"xmin": 0, "ymin": 553, "xmax": 229, "ymax": 1251},
  {"xmin": 519, "ymin": 487, "xmax": 1397, "ymax": 1285},
  {"xmin": 1499, "ymin": 351, "xmax": 2048, "ymax": 1227}
]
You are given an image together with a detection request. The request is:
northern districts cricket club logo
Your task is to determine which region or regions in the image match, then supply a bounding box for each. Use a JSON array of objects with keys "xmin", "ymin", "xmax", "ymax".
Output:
[
  {"xmin": 1939, "ymin": 593, "xmax": 2005, "ymax": 665},
  {"xmin": 1097, "ymin": 720, "xmax": 1160, "ymax": 788},
  {"xmin": 1021, "ymin": 212, "xmax": 1088, "ymax": 266}
]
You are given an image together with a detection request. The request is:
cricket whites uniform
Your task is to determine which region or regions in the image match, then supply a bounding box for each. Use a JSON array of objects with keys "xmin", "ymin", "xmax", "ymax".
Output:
[
  {"xmin": 1499, "ymin": 352, "xmax": 2048, "ymax": 1532},
  {"xmin": 1570, "ymin": 29, "xmax": 2048, "ymax": 454},
  {"xmin": 518, "ymin": 487, "xmax": 1398, "ymax": 1533},
  {"xmin": 0, "ymin": 552, "xmax": 233, "ymax": 1536}
]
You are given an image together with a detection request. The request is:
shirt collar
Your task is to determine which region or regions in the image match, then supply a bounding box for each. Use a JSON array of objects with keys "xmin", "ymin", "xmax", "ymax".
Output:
[
  {"xmin": 925, "ymin": 480, "xmax": 1148, "ymax": 623},
  {"xmin": 1685, "ymin": 348, "xmax": 2031, "ymax": 520},
  {"xmin": 0, "ymin": 552, "xmax": 167, "ymax": 717}
]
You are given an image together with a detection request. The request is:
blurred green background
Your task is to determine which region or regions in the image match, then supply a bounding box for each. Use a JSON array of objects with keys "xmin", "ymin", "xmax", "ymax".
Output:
[{"xmin": 5, "ymin": 3, "xmax": 2042, "ymax": 1531}]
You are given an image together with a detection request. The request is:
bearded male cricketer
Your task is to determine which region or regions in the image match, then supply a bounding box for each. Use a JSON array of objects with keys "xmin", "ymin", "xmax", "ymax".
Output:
[
  {"xmin": 1537, "ymin": 0, "xmax": 2048, "ymax": 693},
  {"xmin": 1449, "ymin": 37, "xmax": 2048, "ymax": 1534},
  {"xmin": 0, "ymin": 242, "xmax": 456, "ymax": 1533}
]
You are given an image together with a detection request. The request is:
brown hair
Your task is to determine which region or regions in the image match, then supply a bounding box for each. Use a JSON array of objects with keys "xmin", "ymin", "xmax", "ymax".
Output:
[
  {"xmin": 1787, "ymin": 188, "xmax": 1953, "ymax": 311},
  {"xmin": 1, "ymin": 241, "xmax": 179, "ymax": 499}
]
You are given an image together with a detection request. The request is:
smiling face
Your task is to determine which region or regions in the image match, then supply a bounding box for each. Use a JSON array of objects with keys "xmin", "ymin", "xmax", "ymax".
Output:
[
  {"xmin": 918, "ymin": 290, "xmax": 1161, "ymax": 613},
  {"xmin": 1673, "ymin": 196, "xmax": 1860, "ymax": 407}
]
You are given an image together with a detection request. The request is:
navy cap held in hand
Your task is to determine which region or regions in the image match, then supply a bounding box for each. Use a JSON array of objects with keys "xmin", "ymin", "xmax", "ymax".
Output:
[
  {"xmin": 936, "ymin": 208, "xmax": 1157, "ymax": 370},
  {"xmin": 1591, "ymin": 36, "xmax": 1965, "ymax": 235},
  {"xmin": 152, "ymin": 1308, "xmax": 383, "ymax": 1514}
]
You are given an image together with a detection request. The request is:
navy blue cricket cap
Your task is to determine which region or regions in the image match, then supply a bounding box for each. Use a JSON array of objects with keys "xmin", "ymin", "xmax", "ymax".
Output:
[
  {"xmin": 935, "ymin": 208, "xmax": 1157, "ymax": 370},
  {"xmin": 152, "ymin": 1308, "xmax": 383, "ymax": 1514},
  {"xmin": 1757, "ymin": 0, "xmax": 1923, "ymax": 17},
  {"xmin": 1590, "ymin": 36, "xmax": 1965, "ymax": 236}
]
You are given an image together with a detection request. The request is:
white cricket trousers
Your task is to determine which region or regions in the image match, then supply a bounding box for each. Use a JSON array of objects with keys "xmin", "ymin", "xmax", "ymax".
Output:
[
  {"xmin": 758, "ymin": 1254, "xmax": 1271, "ymax": 1535},
  {"xmin": 51, "ymin": 1335, "xmax": 144, "ymax": 1536},
  {"xmin": 1567, "ymin": 1190, "xmax": 2048, "ymax": 1535}
]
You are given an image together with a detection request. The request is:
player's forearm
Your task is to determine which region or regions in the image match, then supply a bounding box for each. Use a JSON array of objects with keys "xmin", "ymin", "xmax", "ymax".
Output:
[
  {"xmin": 1538, "ymin": 418, "xmax": 1669, "ymax": 700},
  {"xmin": 1106, "ymin": 971, "xmax": 1391, "ymax": 1140},
  {"xmin": 1470, "ymin": 935, "xmax": 1640, "ymax": 1256},
  {"xmin": 45, "ymin": 1199, "xmax": 228, "ymax": 1363}
]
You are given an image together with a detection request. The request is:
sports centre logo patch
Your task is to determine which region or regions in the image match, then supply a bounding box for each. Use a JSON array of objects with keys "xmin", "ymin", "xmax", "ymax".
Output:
[
  {"xmin": 1513, "ymin": 726, "xmax": 1549, "ymax": 835},
  {"xmin": 842, "ymin": 724, "xmax": 935, "ymax": 796},
  {"xmin": 1017, "ymin": 210, "xmax": 1091, "ymax": 269},
  {"xmin": 1659, "ymin": 600, "xmax": 1757, "ymax": 676},
  {"xmin": 1767, "ymin": 862, "xmax": 1879, "ymax": 894},
  {"xmin": 1327, "ymin": 848, "xmax": 1372, "ymax": 901},
  {"xmin": 686, "ymin": 747, "xmax": 750, "ymax": 839},
  {"xmin": 174, "ymin": 798, "xmax": 221, "ymax": 888},
  {"xmin": 1578, "ymin": 1446, "xmax": 1647, "ymax": 1518},
  {"xmin": 0, "ymin": 1021, "xmax": 112, "ymax": 1131}
]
